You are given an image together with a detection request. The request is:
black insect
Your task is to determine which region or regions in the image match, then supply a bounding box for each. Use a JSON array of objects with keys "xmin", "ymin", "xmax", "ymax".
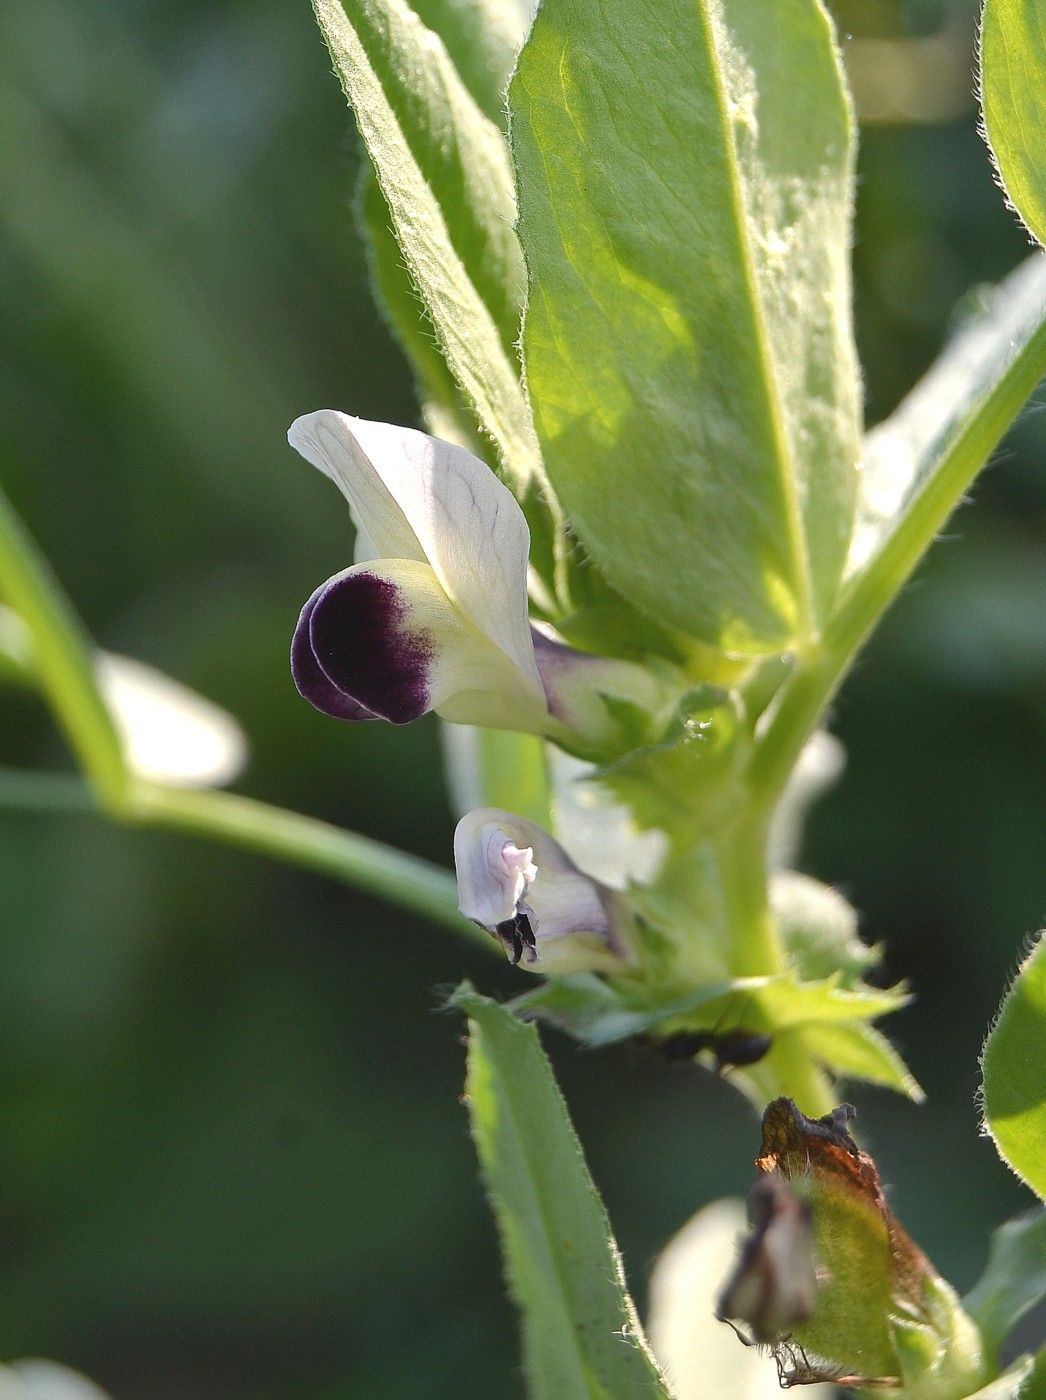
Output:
[{"xmin": 645, "ymin": 1024, "xmax": 773, "ymax": 1074}]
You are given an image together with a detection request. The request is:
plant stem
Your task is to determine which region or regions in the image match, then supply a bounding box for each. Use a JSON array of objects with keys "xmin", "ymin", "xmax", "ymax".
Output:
[
  {"xmin": 0, "ymin": 767, "xmax": 485, "ymax": 948},
  {"xmin": 717, "ymin": 815, "xmax": 781, "ymax": 978},
  {"xmin": 750, "ymin": 281, "xmax": 1046, "ymax": 810},
  {"xmin": 0, "ymin": 487, "xmax": 128, "ymax": 808}
]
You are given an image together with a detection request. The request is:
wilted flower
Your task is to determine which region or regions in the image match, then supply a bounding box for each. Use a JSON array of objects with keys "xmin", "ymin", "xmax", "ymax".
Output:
[
  {"xmin": 716, "ymin": 1170, "xmax": 817, "ymax": 1346},
  {"xmin": 288, "ymin": 412, "xmax": 675, "ymax": 754},
  {"xmin": 453, "ymin": 806, "xmax": 632, "ymax": 973},
  {"xmin": 648, "ymin": 1198, "xmax": 833, "ymax": 1400}
]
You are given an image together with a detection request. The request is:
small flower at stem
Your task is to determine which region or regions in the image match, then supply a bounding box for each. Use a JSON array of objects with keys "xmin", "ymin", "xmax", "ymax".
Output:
[{"xmin": 453, "ymin": 807, "xmax": 633, "ymax": 973}]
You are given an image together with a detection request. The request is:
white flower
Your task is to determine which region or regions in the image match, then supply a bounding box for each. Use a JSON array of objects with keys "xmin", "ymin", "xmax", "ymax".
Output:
[
  {"xmin": 290, "ymin": 412, "xmax": 550, "ymax": 733},
  {"xmin": 96, "ymin": 654, "xmax": 246, "ymax": 789},
  {"xmin": 453, "ymin": 806, "xmax": 632, "ymax": 972},
  {"xmin": 289, "ymin": 413, "xmax": 677, "ymax": 752},
  {"xmin": 0, "ymin": 1360, "xmax": 113, "ymax": 1400}
]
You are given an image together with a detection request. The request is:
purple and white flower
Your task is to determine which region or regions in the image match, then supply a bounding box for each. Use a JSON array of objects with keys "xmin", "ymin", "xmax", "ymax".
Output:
[
  {"xmin": 289, "ymin": 412, "xmax": 677, "ymax": 751},
  {"xmin": 453, "ymin": 807, "xmax": 632, "ymax": 973}
]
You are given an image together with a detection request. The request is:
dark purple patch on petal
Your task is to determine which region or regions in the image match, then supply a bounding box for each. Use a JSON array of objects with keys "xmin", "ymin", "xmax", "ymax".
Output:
[
  {"xmin": 309, "ymin": 571, "xmax": 432, "ymax": 724},
  {"xmin": 291, "ymin": 585, "xmax": 377, "ymax": 721}
]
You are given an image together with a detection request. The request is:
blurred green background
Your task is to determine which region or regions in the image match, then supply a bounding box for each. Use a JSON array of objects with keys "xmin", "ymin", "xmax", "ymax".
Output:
[{"xmin": 0, "ymin": 0, "xmax": 1043, "ymax": 1394}]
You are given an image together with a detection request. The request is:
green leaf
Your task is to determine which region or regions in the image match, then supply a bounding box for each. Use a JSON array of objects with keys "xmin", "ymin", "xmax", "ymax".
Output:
[
  {"xmin": 965, "ymin": 1210, "xmax": 1046, "ymax": 1362},
  {"xmin": 981, "ymin": 0, "xmax": 1046, "ymax": 246},
  {"xmin": 453, "ymin": 986, "xmax": 672, "ymax": 1400},
  {"xmin": 411, "ymin": 0, "xmax": 528, "ymax": 122},
  {"xmin": 511, "ymin": 0, "xmax": 861, "ymax": 653},
  {"xmin": 313, "ymin": 0, "xmax": 539, "ymax": 487},
  {"xmin": 512, "ymin": 970, "xmax": 908, "ymax": 1049},
  {"xmin": 982, "ymin": 937, "xmax": 1046, "ymax": 1199},
  {"xmin": 0, "ymin": 484, "xmax": 127, "ymax": 809},
  {"xmin": 358, "ymin": 169, "xmax": 483, "ymax": 453},
  {"xmin": 798, "ymin": 1019, "xmax": 924, "ymax": 1101}
]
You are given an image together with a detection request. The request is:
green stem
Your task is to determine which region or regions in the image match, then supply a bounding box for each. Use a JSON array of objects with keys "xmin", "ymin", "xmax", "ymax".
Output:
[
  {"xmin": 0, "ymin": 768, "xmax": 485, "ymax": 948},
  {"xmin": 717, "ymin": 816, "xmax": 781, "ymax": 979},
  {"xmin": 751, "ymin": 266, "xmax": 1046, "ymax": 810},
  {"xmin": 0, "ymin": 487, "xmax": 128, "ymax": 808}
]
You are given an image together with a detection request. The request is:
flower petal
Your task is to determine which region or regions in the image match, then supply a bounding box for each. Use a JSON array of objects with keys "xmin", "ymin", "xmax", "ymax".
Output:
[
  {"xmin": 454, "ymin": 807, "xmax": 631, "ymax": 971},
  {"xmin": 290, "ymin": 584, "xmax": 378, "ymax": 722},
  {"xmin": 288, "ymin": 412, "xmax": 542, "ymax": 701},
  {"xmin": 301, "ymin": 561, "xmax": 548, "ymax": 729},
  {"xmin": 95, "ymin": 654, "xmax": 248, "ymax": 788}
]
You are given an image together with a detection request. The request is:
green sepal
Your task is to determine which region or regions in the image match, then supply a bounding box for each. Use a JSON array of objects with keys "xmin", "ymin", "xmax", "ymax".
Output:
[
  {"xmin": 798, "ymin": 1020, "xmax": 924, "ymax": 1102},
  {"xmin": 595, "ymin": 687, "xmax": 749, "ymax": 845},
  {"xmin": 511, "ymin": 970, "xmax": 908, "ymax": 1050}
]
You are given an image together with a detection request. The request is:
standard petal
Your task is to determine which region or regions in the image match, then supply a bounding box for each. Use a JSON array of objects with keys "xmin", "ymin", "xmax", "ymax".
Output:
[
  {"xmin": 303, "ymin": 561, "xmax": 548, "ymax": 729},
  {"xmin": 288, "ymin": 412, "xmax": 543, "ymax": 701},
  {"xmin": 288, "ymin": 411, "xmax": 426, "ymax": 562}
]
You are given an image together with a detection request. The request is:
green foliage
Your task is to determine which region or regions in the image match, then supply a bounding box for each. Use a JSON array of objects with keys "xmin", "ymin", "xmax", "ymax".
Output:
[
  {"xmin": 452, "ymin": 986, "xmax": 672, "ymax": 1400},
  {"xmin": 982, "ymin": 937, "xmax": 1046, "ymax": 1199},
  {"xmin": 358, "ymin": 170, "xmax": 482, "ymax": 454},
  {"xmin": 410, "ymin": 0, "xmax": 526, "ymax": 121},
  {"xmin": 797, "ymin": 1020, "xmax": 924, "ymax": 1102},
  {"xmin": 510, "ymin": 0, "xmax": 860, "ymax": 654},
  {"xmin": 965, "ymin": 1210, "xmax": 1046, "ymax": 1364},
  {"xmin": 312, "ymin": 0, "xmax": 540, "ymax": 485},
  {"xmin": 981, "ymin": 0, "xmax": 1046, "ymax": 247},
  {"xmin": 511, "ymin": 968, "xmax": 907, "ymax": 1044}
]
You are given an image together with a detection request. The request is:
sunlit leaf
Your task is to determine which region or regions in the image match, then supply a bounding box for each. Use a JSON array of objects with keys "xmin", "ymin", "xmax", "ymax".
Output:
[
  {"xmin": 511, "ymin": 0, "xmax": 860, "ymax": 653},
  {"xmin": 453, "ymin": 985, "xmax": 673, "ymax": 1399},
  {"xmin": 411, "ymin": 0, "xmax": 530, "ymax": 121},
  {"xmin": 313, "ymin": 0, "xmax": 539, "ymax": 486},
  {"xmin": 982, "ymin": 937, "xmax": 1046, "ymax": 1200},
  {"xmin": 798, "ymin": 1020, "xmax": 924, "ymax": 1102},
  {"xmin": 981, "ymin": 0, "xmax": 1046, "ymax": 246}
]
